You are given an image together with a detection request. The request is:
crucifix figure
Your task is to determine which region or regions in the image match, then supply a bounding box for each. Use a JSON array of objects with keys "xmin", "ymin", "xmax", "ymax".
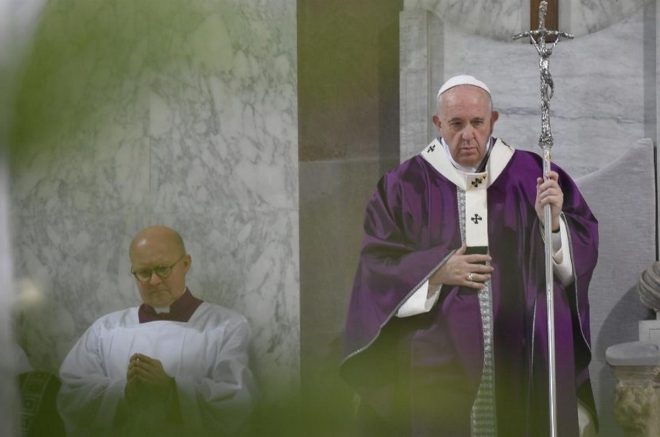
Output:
[
  {"xmin": 513, "ymin": 0, "xmax": 573, "ymax": 151},
  {"xmin": 513, "ymin": 2, "xmax": 573, "ymax": 437}
]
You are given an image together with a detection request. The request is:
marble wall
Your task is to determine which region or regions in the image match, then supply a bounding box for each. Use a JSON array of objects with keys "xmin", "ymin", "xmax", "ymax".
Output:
[{"xmin": 9, "ymin": 0, "xmax": 298, "ymax": 402}]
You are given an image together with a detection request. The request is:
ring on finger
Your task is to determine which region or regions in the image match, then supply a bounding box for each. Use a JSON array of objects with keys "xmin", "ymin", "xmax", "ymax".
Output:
[{"xmin": 467, "ymin": 272, "xmax": 474, "ymax": 281}]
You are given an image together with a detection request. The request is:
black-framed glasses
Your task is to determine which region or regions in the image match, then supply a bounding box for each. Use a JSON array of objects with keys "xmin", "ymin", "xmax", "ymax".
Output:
[{"xmin": 131, "ymin": 254, "xmax": 186, "ymax": 283}]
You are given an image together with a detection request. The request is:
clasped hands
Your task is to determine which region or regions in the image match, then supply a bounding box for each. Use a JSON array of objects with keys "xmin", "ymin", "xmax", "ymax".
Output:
[
  {"xmin": 429, "ymin": 171, "xmax": 564, "ymax": 291},
  {"xmin": 125, "ymin": 353, "xmax": 176, "ymax": 405}
]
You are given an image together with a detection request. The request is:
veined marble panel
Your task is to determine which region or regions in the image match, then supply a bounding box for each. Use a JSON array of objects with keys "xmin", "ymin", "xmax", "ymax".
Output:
[
  {"xmin": 9, "ymin": 0, "xmax": 299, "ymax": 402},
  {"xmin": 404, "ymin": 0, "xmax": 648, "ymax": 40},
  {"xmin": 403, "ymin": 0, "xmax": 524, "ymax": 40},
  {"xmin": 146, "ymin": 0, "xmax": 298, "ymax": 214},
  {"xmin": 567, "ymin": 0, "xmax": 647, "ymax": 36},
  {"xmin": 12, "ymin": 215, "xmax": 137, "ymax": 372},
  {"xmin": 10, "ymin": 0, "xmax": 152, "ymax": 215},
  {"xmin": 149, "ymin": 78, "xmax": 298, "ymax": 214}
]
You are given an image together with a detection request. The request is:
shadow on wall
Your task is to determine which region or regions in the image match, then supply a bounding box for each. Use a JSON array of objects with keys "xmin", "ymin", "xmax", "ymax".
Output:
[{"xmin": 596, "ymin": 287, "xmax": 652, "ymax": 360}]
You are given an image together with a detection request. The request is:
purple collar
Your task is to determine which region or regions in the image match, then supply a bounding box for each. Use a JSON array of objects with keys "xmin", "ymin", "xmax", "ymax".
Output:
[{"xmin": 138, "ymin": 288, "xmax": 203, "ymax": 323}]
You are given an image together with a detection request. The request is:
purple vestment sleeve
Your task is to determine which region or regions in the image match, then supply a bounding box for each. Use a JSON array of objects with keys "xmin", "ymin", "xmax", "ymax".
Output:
[
  {"xmin": 342, "ymin": 157, "xmax": 460, "ymax": 361},
  {"xmin": 524, "ymin": 161, "xmax": 599, "ymax": 434}
]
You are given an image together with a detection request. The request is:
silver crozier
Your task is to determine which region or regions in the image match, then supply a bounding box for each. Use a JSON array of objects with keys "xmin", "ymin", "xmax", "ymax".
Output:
[{"xmin": 512, "ymin": 2, "xmax": 573, "ymax": 437}]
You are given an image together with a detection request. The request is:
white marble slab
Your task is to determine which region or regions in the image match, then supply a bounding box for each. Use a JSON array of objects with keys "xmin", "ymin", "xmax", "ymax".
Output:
[
  {"xmin": 568, "ymin": 0, "xmax": 648, "ymax": 36},
  {"xmin": 606, "ymin": 341, "xmax": 660, "ymax": 366},
  {"xmin": 404, "ymin": 0, "xmax": 524, "ymax": 40}
]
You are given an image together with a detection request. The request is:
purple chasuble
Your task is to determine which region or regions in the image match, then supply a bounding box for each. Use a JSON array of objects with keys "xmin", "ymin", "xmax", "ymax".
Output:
[
  {"xmin": 138, "ymin": 288, "xmax": 203, "ymax": 323},
  {"xmin": 341, "ymin": 146, "xmax": 598, "ymax": 436}
]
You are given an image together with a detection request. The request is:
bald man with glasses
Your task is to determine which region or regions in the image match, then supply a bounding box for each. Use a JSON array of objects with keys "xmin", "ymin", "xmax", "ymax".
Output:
[{"xmin": 57, "ymin": 225, "xmax": 254, "ymax": 437}]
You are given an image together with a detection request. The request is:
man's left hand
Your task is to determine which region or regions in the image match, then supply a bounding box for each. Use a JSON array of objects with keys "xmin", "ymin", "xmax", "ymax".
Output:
[{"xmin": 535, "ymin": 170, "xmax": 563, "ymax": 232}]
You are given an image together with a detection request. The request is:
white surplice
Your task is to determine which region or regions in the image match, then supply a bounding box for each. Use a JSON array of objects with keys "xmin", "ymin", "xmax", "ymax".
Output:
[{"xmin": 57, "ymin": 302, "xmax": 254, "ymax": 436}]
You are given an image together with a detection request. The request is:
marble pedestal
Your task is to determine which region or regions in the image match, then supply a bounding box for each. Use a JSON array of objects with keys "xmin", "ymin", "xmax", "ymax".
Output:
[{"xmin": 607, "ymin": 338, "xmax": 660, "ymax": 436}]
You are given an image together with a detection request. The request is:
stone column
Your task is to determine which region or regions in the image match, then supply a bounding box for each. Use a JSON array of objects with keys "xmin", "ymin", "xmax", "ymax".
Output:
[{"xmin": 399, "ymin": 8, "xmax": 443, "ymax": 161}]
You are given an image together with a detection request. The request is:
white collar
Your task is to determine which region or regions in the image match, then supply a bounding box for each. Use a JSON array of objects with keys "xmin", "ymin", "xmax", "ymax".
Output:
[
  {"xmin": 420, "ymin": 137, "xmax": 514, "ymax": 190},
  {"xmin": 151, "ymin": 285, "xmax": 188, "ymax": 314}
]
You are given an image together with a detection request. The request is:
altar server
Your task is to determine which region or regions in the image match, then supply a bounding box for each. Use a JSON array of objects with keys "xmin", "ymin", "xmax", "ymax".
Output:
[{"xmin": 58, "ymin": 225, "xmax": 254, "ymax": 436}]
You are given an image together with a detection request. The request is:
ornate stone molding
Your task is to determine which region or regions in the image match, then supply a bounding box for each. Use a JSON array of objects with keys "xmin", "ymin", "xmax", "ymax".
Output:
[{"xmin": 612, "ymin": 366, "xmax": 660, "ymax": 437}]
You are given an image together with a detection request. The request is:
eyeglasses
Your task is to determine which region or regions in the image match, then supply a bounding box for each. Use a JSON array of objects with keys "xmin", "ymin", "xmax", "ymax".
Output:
[{"xmin": 131, "ymin": 254, "xmax": 186, "ymax": 283}]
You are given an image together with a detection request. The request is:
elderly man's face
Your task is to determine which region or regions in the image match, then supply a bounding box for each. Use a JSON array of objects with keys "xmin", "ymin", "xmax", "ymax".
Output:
[
  {"xmin": 432, "ymin": 85, "xmax": 498, "ymax": 168},
  {"xmin": 130, "ymin": 234, "xmax": 190, "ymax": 308}
]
